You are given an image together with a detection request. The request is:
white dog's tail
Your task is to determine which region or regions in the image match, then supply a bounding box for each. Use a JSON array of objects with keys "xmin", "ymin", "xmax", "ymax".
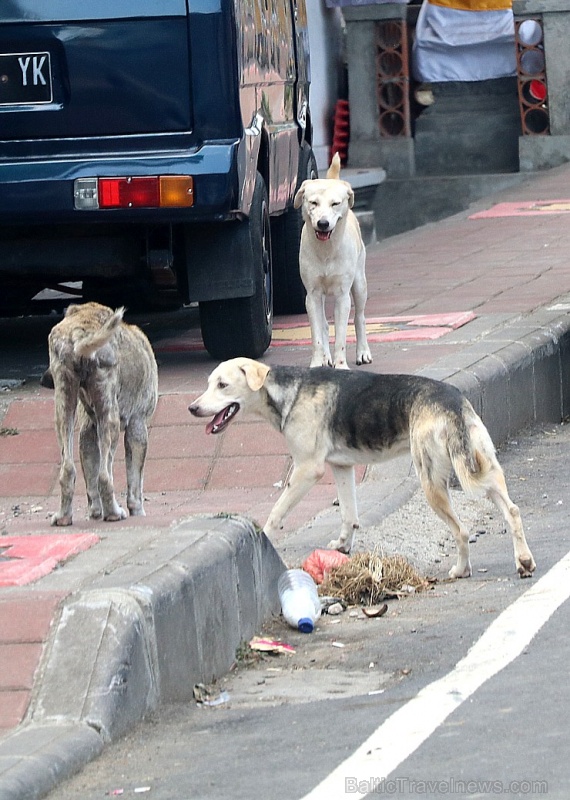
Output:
[
  {"xmin": 73, "ymin": 307, "xmax": 125, "ymax": 359},
  {"xmin": 327, "ymin": 152, "xmax": 341, "ymax": 180}
]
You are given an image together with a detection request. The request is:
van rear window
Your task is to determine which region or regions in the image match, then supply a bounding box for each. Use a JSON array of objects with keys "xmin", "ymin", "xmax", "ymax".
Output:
[{"xmin": 0, "ymin": 0, "xmax": 187, "ymax": 23}]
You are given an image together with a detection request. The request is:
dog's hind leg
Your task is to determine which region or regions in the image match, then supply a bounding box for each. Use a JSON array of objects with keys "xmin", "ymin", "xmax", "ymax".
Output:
[
  {"xmin": 79, "ymin": 413, "xmax": 103, "ymax": 519},
  {"xmin": 264, "ymin": 461, "xmax": 325, "ymax": 536},
  {"xmin": 97, "ymin": 410, "xmax": 127, "ymax": 521},
  {"xmin": 457, "ymin": 414, "xmax": 535, "ymax": 578},
  {"xmin": 413, "ymin": 431, "xmax": 472, "ymax": 577},
  {"xmin": 52, "ymin": 380, "xmax": 79, "ymax": 527},
  {"xmin": 485, "ymin": 464, "xmax": 536, "ymax": 578},
  {"xmin": 423, "ymin": 478, "xmax": 472, "ymax": 578},
  {"xmin": 327, "ymin": 464, "xmax": 359, "ymax": 553},
  {"xmin": 414, "ymin": 466, "xmax": 471, "ymax": 578},
  {"xmin": 124, "ymin": 417, "xmax": 149, "ymax": 516}
]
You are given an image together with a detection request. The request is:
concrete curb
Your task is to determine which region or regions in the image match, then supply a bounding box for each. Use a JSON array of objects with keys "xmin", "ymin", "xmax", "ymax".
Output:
[{"xmin": 0, "ymin": 516, "xmax": 285, "ymax": 799}]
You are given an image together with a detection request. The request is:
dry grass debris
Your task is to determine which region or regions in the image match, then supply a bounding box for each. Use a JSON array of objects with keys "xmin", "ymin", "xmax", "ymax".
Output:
[{"xmin": 318, "ymin": 550, "xmax": 430, "ymax": 606}]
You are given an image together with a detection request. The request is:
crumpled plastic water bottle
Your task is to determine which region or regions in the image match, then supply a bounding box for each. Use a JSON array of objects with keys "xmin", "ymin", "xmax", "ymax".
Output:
[{"xmin": 278, "ymin": 569, "xmax": 321, "ymax": 633}]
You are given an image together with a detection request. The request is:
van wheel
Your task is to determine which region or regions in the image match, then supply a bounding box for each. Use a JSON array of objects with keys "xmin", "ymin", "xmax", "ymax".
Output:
[
  {"xmin": 199, "ymin": 173, "xmax": 273, "ymax": 360},
  {"xmin": 271, "ymin": 142, "xmax": 318, "ymax": 315}
]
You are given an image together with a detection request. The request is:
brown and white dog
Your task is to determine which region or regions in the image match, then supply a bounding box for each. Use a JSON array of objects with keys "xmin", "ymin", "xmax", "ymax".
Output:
[
  {"xmin": 294, "ymin": 152, "xmax": 372, "ymax": 369},
  {"xmin": 189, "ymin": 358, "xmax": 536, "ymax": 580},
  {"xmin": 42, "ymin": 302, "xmax": 158, "ymax": 526}
]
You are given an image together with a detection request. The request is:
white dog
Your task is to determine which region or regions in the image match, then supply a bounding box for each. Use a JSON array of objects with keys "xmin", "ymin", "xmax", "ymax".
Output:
[{"xmin": 294, "ymin": 152, "xmax": 372, "ymax": 369}]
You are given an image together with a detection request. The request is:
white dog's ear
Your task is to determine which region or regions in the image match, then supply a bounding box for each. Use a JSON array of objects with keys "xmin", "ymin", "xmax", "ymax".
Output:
[
  {"xmin": 241, "ymin": 361, "xmax": 270, "ymax": 391},
  {"xmin": 293, "ymin": 182, "xmax": 307, "ymax": 209},
  {"xmin": 343, "ymin": 181, "xmax": 355, "ymax": 209}
]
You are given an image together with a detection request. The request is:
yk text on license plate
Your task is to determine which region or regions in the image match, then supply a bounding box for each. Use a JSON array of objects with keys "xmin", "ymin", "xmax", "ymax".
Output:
[{"xmin": 0, "ymin": 52, "xmax": 53, "ymax": 105}]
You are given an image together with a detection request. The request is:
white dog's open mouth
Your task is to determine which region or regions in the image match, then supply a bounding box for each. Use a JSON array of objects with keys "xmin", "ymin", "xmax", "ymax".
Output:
[
  {"xmin": 206, "ymin": 403, "xmax": 240, "ymax": 434},
  {"xmin": 315, "ymin": 230, "xmax": 332, "ymax": 242}
]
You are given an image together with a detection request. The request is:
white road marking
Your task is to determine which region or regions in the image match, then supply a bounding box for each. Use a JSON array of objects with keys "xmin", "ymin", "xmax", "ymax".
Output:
[{"xmin": 303, "ymin": 549, "xmax": 570, "ymax": 799}]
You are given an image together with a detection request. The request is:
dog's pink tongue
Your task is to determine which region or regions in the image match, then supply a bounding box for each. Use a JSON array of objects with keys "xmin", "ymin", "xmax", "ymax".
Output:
[
  {"xmin": 206, "ymin": 403, "xmax": 239, "ymax": 434},
  {"xmin": 316, "ymin": 230, "xmax": 331, "ymax": 242},
  {"xmin": 206, "ymin": 410, "xmax": 226, "ymax": 435}
]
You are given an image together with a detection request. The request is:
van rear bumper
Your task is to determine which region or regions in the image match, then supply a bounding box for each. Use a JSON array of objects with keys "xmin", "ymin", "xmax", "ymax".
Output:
[{"xmin": 0, "ymin": 142, "xmax": 238, "ymax": 224}]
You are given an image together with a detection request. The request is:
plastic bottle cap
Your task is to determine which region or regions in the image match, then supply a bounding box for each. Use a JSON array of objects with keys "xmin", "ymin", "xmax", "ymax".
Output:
[{"xmin": 298, "ymin": 617, "xmax": 314, "ymax": 634}]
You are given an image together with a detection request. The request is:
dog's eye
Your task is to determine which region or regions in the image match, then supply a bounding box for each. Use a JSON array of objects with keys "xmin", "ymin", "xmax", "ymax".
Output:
[
  {"xmin": 332, "ymin": 201, "xmax": 341, "ymax": 208},
  {"xmin": 217, "ymin": 380, "xmax": 228, "ymax": 390}
]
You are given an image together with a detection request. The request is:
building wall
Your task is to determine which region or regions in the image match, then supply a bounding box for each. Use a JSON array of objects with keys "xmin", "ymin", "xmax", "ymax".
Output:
[{"xmin": 306, "ymin": 2, "xmax": 345, "ymax": 170}]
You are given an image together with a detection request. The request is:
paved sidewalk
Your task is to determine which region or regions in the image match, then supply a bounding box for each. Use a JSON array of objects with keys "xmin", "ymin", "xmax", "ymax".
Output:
[{"xmin": 2, "ymin": 162, "xmax": 570, "ymax": 798}]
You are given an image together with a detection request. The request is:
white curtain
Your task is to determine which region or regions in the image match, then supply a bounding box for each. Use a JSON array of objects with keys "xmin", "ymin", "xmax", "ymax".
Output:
[{"xmin": 413, "ymin": 1, "xmax": 516, "ymax": 82}]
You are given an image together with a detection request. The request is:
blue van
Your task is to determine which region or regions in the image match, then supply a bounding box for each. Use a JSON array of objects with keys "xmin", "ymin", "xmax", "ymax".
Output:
[{"xmin": 0, "ymin": 0, "xmax": 316, "ymax": 359}]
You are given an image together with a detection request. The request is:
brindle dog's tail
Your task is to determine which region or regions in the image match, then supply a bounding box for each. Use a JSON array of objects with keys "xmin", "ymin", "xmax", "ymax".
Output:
[{"xmin": 72, "ymin": 307, "xmax": 125, "ymax": 359}]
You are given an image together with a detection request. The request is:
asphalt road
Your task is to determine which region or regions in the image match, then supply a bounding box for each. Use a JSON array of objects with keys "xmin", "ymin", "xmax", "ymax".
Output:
[{"xmin": 42, "ymin": 418, "xmax": 570, "ymax": 800}]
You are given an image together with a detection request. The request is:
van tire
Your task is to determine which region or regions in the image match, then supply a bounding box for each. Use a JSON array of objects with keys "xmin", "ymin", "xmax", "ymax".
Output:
[
  {"xmin": 272, "ymin": 142, "xmax": 318, "ymax": 315},
  {"xmin": 199, "ymin": 173, "xmax": 273, "ymax": 360}
]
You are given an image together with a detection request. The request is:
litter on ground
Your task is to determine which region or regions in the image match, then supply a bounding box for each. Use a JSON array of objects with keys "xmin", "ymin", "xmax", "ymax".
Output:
[
  {"xmin": 193, "ymin": 683, "xmax": 230, "ymax": 707},
  {"xmin": 318, "ymin": 551, "xmax": 430, "ymax": 606},
  {"xmin": 249, "ymin": 636, "xmax": 296, "ymax": 654}
]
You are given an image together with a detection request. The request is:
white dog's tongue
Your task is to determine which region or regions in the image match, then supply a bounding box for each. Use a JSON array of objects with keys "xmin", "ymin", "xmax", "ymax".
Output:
[{"xmin": 206, "ymin": 403, "xmax": 239, "ymax": 434}]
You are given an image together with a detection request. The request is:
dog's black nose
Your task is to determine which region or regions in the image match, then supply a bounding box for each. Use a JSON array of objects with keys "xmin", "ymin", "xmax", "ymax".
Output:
[{"xmin": 317, "ymin": 218, "xmax": 330, "ymax": 231}]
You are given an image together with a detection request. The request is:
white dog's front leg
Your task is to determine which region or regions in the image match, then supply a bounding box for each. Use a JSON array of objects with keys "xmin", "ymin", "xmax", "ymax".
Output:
[
  {"xmin": 305, "ymin": 291, "xmax": 332, "ymax": 367},
  {"xmin": 332, "ymin": 290, "xmax": 352, "ymax": 369},
  {"xmin": 352, "ymin": 271, "xmax": 372, "ymax": 366},
  {"xmin": 264, "ymin": 461, "xmax": 326, "ymax": 536},
  {"xmin": 327, "ymin": 464, "xmax": 359, "ymax": 553}
]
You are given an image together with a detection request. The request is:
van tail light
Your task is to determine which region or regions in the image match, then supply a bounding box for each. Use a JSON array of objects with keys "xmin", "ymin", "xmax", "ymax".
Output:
[
  {"xmin": 99, "ymin": 177, "xmax": 159, "ymax": 208},
  {"xmin": 74, "ymin": 176, "xmax": 194, "ymax": 210},
  {"xmin": 159, "ymin": 176, "xmax": 194, "ymax": 207}
]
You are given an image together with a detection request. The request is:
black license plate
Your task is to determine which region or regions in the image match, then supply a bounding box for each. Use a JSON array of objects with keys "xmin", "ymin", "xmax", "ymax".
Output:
[{"xmin": 0, "ymin": 52, "xmax": 53, "ymax": 105}]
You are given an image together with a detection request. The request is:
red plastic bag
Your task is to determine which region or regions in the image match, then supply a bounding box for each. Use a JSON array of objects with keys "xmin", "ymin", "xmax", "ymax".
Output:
[{"xmin": 302, "ymin": 548, "xmax": 350, "ymax": 584}]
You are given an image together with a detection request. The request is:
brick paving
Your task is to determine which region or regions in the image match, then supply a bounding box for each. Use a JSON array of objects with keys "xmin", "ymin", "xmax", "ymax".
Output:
[{"xmin": 0, "ymin": 593, "xmax": 66, "ymax": 730}]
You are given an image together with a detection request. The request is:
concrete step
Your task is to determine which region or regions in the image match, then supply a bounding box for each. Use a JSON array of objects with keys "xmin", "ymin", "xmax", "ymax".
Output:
[
  {"xmin": 354, "ymin": 209, "xmax": 376, "ymax": 246},
  {"xmin": 414, "ymin": 78, "xmax": 522, "ymax": 176},
  {"xmin": 371, "ymin": 172, "xmax": 528, "ymax": 240},
  {"xmin": 414, "ymin": 128, "xmax": 520, "ymax": 176},
  {"xmin": 343, "ymin": 166, "xmax": 386, "ymax": 246}
]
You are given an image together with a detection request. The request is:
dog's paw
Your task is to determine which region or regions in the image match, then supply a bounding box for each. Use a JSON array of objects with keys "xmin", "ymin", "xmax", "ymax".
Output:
[
  {"xmin": 517, "ymin": 553, "xmax": 536, "ymax": 578},
  {"xmin": 327, "ymin": 537, "xmax": 350, "ymax": 554},
  {"xmin": 333, "ymin": 361, "xmax": 350, "ymax": 370},
  {"xmin": 128, "ymin": 506, "xmax": 146, "ymax": 517},
  {"xmin": 356, "ymin": 350, "xmax": 372, "ymax": 366},
  {"xmin": 51, "ymin": 513, "xmax": 73, "ymax": 527},
  {"xmin": 311, "ymin": 355, "xmax": 333, "ymax": 368},
  {"xmin": 104, "ymin": 506, "xmax": 127, "ymax": 522},
  {"xmin": 448, "ymin": 562, "xmax": 472, "ymax": 579}
]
